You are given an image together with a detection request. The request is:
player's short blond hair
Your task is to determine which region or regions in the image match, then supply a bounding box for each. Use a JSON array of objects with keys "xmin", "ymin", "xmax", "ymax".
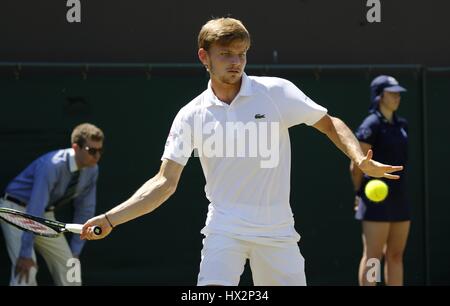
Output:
[
  {"xmin": 71, "ymin": 123, "xmax": 104, "ymax": 146},
  {"xmin": 198, "ymin": 17, "xmax": 251, "ymax": 51}
]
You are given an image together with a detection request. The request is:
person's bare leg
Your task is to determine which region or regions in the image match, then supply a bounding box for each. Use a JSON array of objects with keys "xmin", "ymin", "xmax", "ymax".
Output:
[
  {"xmin": 359, "ymin": 221, "xmax": 390, "ymax": 286},
  {"xmin": 384, "ymin": 221, "xmax": 410, "ymax": 286}
]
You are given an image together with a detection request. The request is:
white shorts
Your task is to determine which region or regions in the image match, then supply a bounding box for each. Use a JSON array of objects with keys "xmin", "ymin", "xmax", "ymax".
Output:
[{"xmin": 197, "ymin": 233, "xmax": 306, "ymax": 286}]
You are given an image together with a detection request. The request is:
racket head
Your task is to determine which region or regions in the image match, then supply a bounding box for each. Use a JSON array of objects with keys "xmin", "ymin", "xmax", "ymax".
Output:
[{"xmin": 0, "ymin": 208, "xmax": 63, "ymax": 237}]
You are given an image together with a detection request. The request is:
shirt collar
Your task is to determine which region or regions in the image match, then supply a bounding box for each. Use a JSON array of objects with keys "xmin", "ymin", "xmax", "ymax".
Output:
[
  {"xmin": 204, "ymin": 73, "xmax": 253, "ymax": 107},
  {"xmin": 238, "ymin": 73, "xmax": 253, "ymax": 97},
  {"xmin": 68, "ymin": 148, "xmax": 79, "ymax": 172},
  {"xmin": 375, "ymin": 110, "xmax": 398, "ymax": 125}
]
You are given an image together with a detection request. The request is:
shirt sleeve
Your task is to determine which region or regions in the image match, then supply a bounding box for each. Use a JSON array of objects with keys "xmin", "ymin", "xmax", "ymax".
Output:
[
  {"xmin": 70, "ymin": 168, "xmax": 98, "ymax": 256},
  {"xmin": 355, "ymin": 115, "xmax": 380, "ymax": 145},
  {"xmin": 161, "ymin": 107, "xmax": 195, "ymax": 166},
  {"xmin": 268, "ymin": 78, "xmax": 328, "ymax": 128},
  {"xmin": 19, "ymin": 160, "xmax": 58, "ymax": 258}
]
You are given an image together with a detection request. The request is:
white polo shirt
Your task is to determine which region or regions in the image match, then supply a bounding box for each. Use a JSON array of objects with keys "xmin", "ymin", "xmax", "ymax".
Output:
[{"xmin": 162, "ymin": 73, "xmax": 327, "ymax": 244}]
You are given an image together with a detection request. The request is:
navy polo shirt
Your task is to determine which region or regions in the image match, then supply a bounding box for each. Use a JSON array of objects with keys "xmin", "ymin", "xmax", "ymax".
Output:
[{"xmin": 355, "ymin": 111, "xmax": 410, "ymax": 221}]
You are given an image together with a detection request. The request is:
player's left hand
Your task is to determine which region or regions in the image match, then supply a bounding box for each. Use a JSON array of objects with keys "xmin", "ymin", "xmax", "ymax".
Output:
[{"xmin": 357, "ymin": 149, "xmax": 403, "ymax": 180}]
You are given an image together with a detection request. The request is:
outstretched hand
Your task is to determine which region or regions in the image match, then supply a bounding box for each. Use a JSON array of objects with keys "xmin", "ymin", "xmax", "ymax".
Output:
[{"xmin": 357, "ymin": 149, "xmax": 403, "ymax": 180}]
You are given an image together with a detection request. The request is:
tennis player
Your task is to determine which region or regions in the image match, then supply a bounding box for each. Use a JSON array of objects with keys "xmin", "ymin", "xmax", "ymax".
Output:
[{"xmin": 81, "ymin": 18, "xmax": 402, "ymax": 286}]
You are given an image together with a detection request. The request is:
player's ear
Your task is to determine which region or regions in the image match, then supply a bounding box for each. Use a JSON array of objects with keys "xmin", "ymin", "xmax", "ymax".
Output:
[{"xmin": 198, "ymin": 48, "xmax": 208, "ymax": 66}]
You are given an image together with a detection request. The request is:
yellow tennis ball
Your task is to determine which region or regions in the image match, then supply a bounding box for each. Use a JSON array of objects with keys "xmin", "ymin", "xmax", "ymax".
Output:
[{"xmin": 365, "ymin": 179, "xmax": 388, "ymax": 202}]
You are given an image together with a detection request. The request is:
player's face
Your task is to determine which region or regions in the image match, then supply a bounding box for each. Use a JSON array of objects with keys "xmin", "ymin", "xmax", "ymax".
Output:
[
  {"xmin": 380, "ymin": 91, "xmax": 401, "ymax": 112},
  {"xmin": 73, "ymin": 139, "xmax": 103, "ymax": 168},
  {"xmin": 203, "ymin": 40, "xmax": 248, "ymax": 85}
]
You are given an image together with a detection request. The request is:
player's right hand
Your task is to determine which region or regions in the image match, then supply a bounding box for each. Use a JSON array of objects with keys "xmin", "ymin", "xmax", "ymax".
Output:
[
  {"xmin": 357, "ymin": 149, "xmax": 403, "ymax": 180},
  {"xmin": 15, "ymin": 257, "xmax": 37, "ymax": 284},
  {"xmin": 81, "ymin": 214, "xmax": 113, "ymax": 240}
]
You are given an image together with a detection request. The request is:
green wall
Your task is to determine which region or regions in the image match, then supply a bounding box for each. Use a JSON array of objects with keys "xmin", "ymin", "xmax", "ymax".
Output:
[
  {"xmin": 0, "ymin": 66, "xmax": 447, "ymax": 285},
  {"xmin": 426, "ymin": 71, "xmax": 450, "ymax": 285}
]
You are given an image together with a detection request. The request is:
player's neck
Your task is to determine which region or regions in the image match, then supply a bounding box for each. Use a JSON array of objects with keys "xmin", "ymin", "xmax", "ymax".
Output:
[{"xmin": 210, "ymin": 77, "xmax": 242, "ymax": 104}]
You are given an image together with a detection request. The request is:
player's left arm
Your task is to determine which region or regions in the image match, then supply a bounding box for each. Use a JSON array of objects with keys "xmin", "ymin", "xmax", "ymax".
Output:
[{"xmin": 312, "ymin": 114, "xmax": 403, "ymax": 179}]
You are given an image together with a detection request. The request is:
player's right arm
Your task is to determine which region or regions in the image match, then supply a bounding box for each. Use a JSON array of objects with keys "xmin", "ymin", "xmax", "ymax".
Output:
[
  {"xmin": 350, "ymin": 141, "xmax": 372, "ymax": 191},
  {"xmin": 350, "ymin": 141, "xmax": 371, "ymax": 211},
  {"xmin": 81, "ymin": 158, "xmax": 184, "ymax": 240}
]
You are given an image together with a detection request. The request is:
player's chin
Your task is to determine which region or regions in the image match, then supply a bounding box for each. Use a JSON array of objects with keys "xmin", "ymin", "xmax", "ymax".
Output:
[{"xmin": 223, "ymin": 74, "xmax": 242, "ymax": 84}]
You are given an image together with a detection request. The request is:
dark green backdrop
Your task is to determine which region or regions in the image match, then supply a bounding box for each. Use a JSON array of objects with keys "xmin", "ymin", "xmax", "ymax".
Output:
[{"xmin": 0, "ymin": 65, "xmax": 448, "ymax": 285}]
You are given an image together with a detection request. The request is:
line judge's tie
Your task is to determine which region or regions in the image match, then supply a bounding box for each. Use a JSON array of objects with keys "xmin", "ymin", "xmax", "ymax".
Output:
[{"xmin": 48, "ymin": 170, "xmax": 80, "ymax": 211}]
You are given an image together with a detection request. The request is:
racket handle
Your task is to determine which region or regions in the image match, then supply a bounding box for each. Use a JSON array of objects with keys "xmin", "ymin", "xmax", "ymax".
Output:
[
  {"xmin": 66, "ymin": 224, "xmax": 102, "ymax": 235},
  {"xmin": 93, "ymin": 226, "xmax": 102, "ymax": 235}
]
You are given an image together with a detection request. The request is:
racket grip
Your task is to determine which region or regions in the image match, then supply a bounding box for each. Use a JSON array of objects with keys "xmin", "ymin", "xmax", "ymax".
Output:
[{"xmin": 93, "ymin": 226, "xmax": 102, "ymax": 235}]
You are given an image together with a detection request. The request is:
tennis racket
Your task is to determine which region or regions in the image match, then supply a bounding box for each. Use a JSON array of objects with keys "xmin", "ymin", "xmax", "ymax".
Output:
[{"xmin": 0, "ymin": 207, "xmax": 101, "ymax": 238}]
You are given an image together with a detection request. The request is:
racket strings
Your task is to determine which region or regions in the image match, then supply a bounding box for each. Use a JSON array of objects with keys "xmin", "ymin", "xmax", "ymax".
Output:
[{"xmin": 0, "ymin": 212, "xmax": 58, "ymax": 236}]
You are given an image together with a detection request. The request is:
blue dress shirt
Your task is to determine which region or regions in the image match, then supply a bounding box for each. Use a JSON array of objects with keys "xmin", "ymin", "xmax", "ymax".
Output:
[{"xmin": 4, "ymin": 148, "xmax": 98, "ymax": 257}]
